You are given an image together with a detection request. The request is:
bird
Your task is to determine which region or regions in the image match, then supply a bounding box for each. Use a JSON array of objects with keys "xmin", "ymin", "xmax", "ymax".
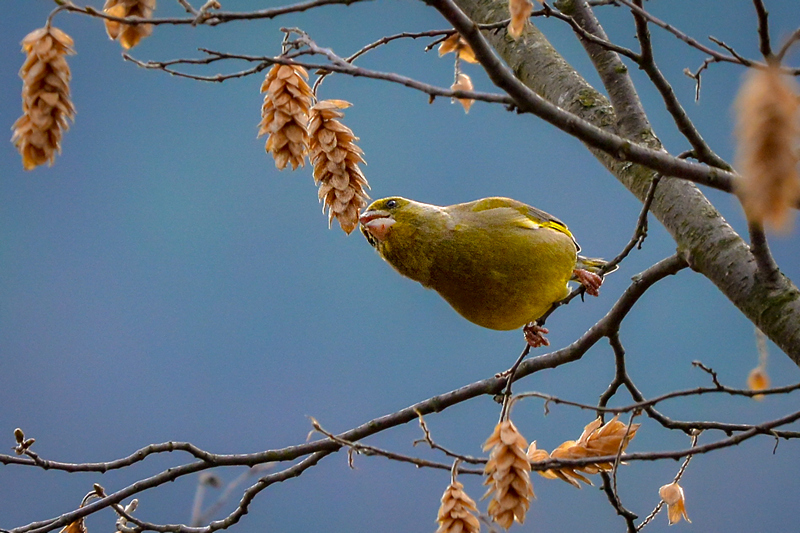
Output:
[{"xmin": 359, "ymin": 196, "xmax": 613, "ymax": 347}]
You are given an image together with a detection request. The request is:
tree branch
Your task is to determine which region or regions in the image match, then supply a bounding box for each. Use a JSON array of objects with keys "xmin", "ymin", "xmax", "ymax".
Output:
[
  {"xmin": 557, "ymin": 0, "xmax": 652, "ymax": 140},
  {"xmin": 6, "ymin": 254, "xmax": 687, "ymax": 533},
  {"xmin": 61, "ymin": 0, "xmax": 373, "ymax": 26},
  {"xmin": 627, "ymin": 0, "xmax": 730, "ymax": 169},
  {"xmin": 448, "ymin": 0, "xmax": 800, "ymax": 360},
  {"xmin": 752, "ymin": 0, "xmax": 772, "ymax": 59}
]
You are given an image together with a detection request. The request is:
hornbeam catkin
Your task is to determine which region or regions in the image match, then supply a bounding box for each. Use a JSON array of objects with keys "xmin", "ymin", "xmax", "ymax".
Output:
[{"xmin": 12, "ymin": 26, "xmax": 76, "ymax": 170}]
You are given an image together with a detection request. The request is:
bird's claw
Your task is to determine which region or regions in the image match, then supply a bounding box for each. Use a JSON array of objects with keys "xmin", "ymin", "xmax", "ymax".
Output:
[
  {"xmin": 574, "ymin": 268, "xmax": 603, "ymax": 297},
  {"xmin": 523, "ymin": 323, "xmax": 550, "ymax": 348}
]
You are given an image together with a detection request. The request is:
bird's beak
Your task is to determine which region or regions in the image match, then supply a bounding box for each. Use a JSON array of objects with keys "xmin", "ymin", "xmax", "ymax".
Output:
[{"xmin": 359, "ymin": 210, "xmax": 395, "ymax": 242}]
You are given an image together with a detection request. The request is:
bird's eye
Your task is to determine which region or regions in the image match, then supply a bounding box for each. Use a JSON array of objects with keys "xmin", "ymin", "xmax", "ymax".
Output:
[{"xmin": 386, "ymin": 199, "xmax": 397, "ymax": 209}]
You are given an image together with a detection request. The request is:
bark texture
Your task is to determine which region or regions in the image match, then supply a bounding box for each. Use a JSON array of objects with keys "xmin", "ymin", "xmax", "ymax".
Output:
[{"xmin": 452, "ymin": 0, "xmax": 800, "ymax": 360}]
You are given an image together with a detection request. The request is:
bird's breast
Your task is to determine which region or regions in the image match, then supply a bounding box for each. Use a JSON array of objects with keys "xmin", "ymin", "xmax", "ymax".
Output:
[{"xmin": 427, "ymin": 225, "xmax": 577, "ymax": 330}]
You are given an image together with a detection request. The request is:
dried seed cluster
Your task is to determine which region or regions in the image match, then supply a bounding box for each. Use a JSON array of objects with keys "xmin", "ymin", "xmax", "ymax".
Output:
[
  {"xmin": 527, "ymin": 416, "xmax": 640, "ymax": 488},
  {"xmin": 659, "ymin": 481, "xmax": 690, "ymax": 525},
  {"xmin": 747, "ymin": 366, "xmax": 770, "ymax": 400},
  {"xmin": 483, "ymin": 420, "xmax": 534, "ymax": 529},
  {"xmin": 735, "ymin": 63, "xmax": 800, "ymax": 230},
  {"xmin": 258, "ymin": 64, "xmax": 312, "ymax": 171},
  {"xmin": 103, "ymin": 0, "xmax": 156, "ymax": 49},
  {"xmin": 308, "ymin": 99, "xmax": 370, "ymax": 234},
  {"xmin": 435, "ymin": 481, "xmax": 480, "ymax": 533},
  {"xmin": 438, "ymin": 33, "xmax": 478, "ymax": 64},
  {"xmin": 12, "ymin": 26, "xmax": 76, "ymax": 171},
  {"xmin": 451, "ymin": 73, "xmax": 474, "ymax": 113}
]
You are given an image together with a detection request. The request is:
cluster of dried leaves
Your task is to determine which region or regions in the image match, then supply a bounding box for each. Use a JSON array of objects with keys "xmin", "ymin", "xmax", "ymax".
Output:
[
  {"xmin": 435, "ymin": 480, "xmax": 481, "ymax": 533},
  {"xmin": 508, "ymin": 0, "xmax": 534, "ymax": 39},
  {"xmin": 482, "ymin": 420, "xmax": 535, "ymax": 529},
  {"xmin": 439, "ymin": 33, "xmax": 478, "ymax": 113},
  {"xmin": 735, "ymin": 63, "xmax": 800, "ymax": 231},
  {"xmin": 437, "ymin": 0, "xmax": 541, "ymax": 113},
  {"xmin": 748, "ymin": 366, "xmax": 770, "ymax": 399},
  {"xmin": 12, "ymin": 26, "xmax": 76, "ymax": 171},
  {"xmin": 12, "ymin": 2, "xmax": 156, "ymax": 171},
  {"xmin": 103, "ymin": 0, "xmax": 156, "ymax": 49},
  {"xmin": 12, "ymin": 0, "xmax": 800, "ymax": 242},
  {"xmin": 527, "ymin": 415, "xmax": 639, "ymax": 488},
  {"xmin": 308, "ymin": 100, "xmax": 370, "ymax": 234},
  {"xmin": 258, "ymin": 64, "xmax": 370, "ymax": 234},
  {"xmin": 659, "ymin": 481, "xmax": 690, "ymax": 525},
  {"xmin": 435, "ymin": 414, "xmax": 649, "ymax": 531},
  {"xmin": 747, "ymin": 328, "xmax": 771, "ymax": 400},
  {"xmin": 258, "ymin": 64, "xmax": 312, "ymax": 171}
]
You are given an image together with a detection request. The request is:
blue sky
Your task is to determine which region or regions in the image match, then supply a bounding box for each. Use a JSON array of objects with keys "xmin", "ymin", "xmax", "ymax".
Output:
[{"xmin": 2, "ymin": 1, "xmax": 799, "ymax": 532}]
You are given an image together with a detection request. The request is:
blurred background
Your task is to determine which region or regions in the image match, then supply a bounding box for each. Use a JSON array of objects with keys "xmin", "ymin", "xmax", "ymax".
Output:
[{"xmin": 2, "ymin": 1, "xmax": 799, "ymax": 532}]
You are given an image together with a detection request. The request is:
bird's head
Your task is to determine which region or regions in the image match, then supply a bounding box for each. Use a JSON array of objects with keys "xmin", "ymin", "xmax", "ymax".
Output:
[{"xmin": 359, "ymin": 197, "xmax": 411, "ymax": 248}]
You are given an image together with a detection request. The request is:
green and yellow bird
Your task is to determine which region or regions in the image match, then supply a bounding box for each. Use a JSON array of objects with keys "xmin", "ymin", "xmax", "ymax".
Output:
[{"xmin": 359, "ymin": 196, "xmax": 612, "ymax": 346}]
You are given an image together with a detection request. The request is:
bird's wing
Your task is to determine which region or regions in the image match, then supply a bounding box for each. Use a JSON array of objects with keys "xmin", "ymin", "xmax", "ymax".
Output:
[{"xmin": 462, "ymin": 197, "xmax": 579, "ymax": 250}]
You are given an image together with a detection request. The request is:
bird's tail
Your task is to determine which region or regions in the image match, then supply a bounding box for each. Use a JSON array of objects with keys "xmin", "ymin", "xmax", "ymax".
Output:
[{"xmin": 575, "ymin": 255, "xmax": 618, "ymax": 277}]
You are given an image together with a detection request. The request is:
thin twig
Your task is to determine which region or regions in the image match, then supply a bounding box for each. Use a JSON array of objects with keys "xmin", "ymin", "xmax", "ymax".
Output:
[
  {"xmin": 752, "ymin": 0, "xmax": 772, "ymax": 58},
  {"xmin": 636, "ymin": 499, "xmax": 663, "ymax": 531},
  {"xmin": 629, "ymin": 0, "xmax": 731, "ymax": 169},
  {"xmin": 314, "ymin": 28, "xmax": 455, "ymax": 93},
  {"xmin": 636, "ymin": 432, "xmax": 699, "ymax": 530},
  {"xmin": 601, "ymin": 385, "xmax": 641, "ymax": 531},
  {"xmin": 598, "ymin": 333, "xmax": 628, "ymax": 413},
  {"xmin": 537, "ymin": 175, "xmax": 661, "ymax": 325},
  {"xmin": 190, "ymin": 473, "xmax": 219, "ymax": 526},
  {"xmin": 776, "ymin": 28, "xmax": 800, "ymax": 62},
  {"xmin": 61, "ymin": 0, "xmax": 375, "ymax": 26},
  {"xmin": 309, "ymin": 417, "xmax": 484, "ymax": 472},
  {"xmin": 509, "ymin": 379, "xmax": 800, "ymax": 418},
  {"xmin": 176, "ymin": 0, "xmax": 198, "ymax": 15},
  {"xmin": 605, "ymin": 175, "xmax": 660, "ymax": 270},
  {"xmin": 614, "ymin": 0, "xmax": 753, "ymax": 66},
  {"xmin": 191, "ymin": 466, "xmax": 273, "ymax": 526},
  {"xmin": 414, "ymin": 413, "xmax": 484, "ymax": 465},
  {"xmin": 692, "ymin": 360, "xmax": 723, "ymax": 388},
  {"xmin": 600, "ymin": 470, "xmax": 638, "ymax": 532},
  {"xmin": 545, "ymin": 2, "xmax": 640, "ymax": 61},
  {"xmin": 756, "ymin": 327, "xmax": 769, "ymax": 369},
  {"xmin": 748, "ymin": 221, "xmax": 781, "ymax": 285},
  {"xmin": 501, "ymin": 344, "xmax": 532, "ymax": 413},
  {"xmin": 124, "ymin": 48, "xmax": 511, "ymax": 103},
  {"xmin": 708, "ymin": 36, "xmax": 750, "ymax": 64}
]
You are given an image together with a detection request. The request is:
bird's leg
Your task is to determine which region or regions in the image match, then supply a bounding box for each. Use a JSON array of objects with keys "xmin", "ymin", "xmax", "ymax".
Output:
[
  {"xmin": 523, "ymin": 322, "xmax": 550, "ymax": 348},
  {"xmin": 573, "ymin": 268, "xmax": 603, "ymax": 297},
  {"xmin": 493, "ymin": 323, "xmax": 547, "ymax": 378}
]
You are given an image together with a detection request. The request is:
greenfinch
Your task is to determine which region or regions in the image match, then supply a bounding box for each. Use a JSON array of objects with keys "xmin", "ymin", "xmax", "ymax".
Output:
[{"xmin": 359, "ymin": 196, "xmax": 612, "ymax": 346}]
